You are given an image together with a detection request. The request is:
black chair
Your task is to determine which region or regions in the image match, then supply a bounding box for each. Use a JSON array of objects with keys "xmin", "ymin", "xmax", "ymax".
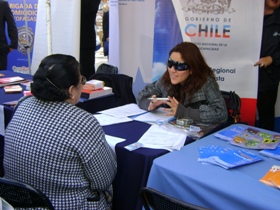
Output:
[
  {"xmin": 89, "ymin": 73, "xmax": 136, "ymax": 106},
  {"xmin": 139, "ymin": 187, "xmax": 209, "ymax": 210},
  {"xmin": 96, "ymin": 63, "xmax": 118, "ymax": 74},
  {"xmin": 0, "ymin": 177, "xmax": 54, "ymax": 209}
]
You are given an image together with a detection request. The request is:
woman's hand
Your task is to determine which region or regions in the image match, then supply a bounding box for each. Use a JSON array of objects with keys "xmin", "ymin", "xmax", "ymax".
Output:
[
  {"xmin": 148, "ymin": 95, "xmax": 167, "ymax": 111},
  {"xmin": 163, "ymin": 96, "xmax": 179, "ymax": 116}
]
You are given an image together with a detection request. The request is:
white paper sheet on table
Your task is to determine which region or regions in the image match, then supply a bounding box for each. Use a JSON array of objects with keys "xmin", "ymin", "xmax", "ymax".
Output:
[
  {"xmin": 137, "ymin": 124, "xmax": 187, "ymax": 151},
  {"xmin": 133, "ymin": 108, "xmax": 175, "ymax": 124},
  {"xmin": 105, "ymin": 134, "xmax": 126, "ymax": 152},
  {"xmin": 93, "ymin": 113, "xmax": 133, "ymax": 126},
  {"xmin": 98, "ymin": 103, "xmax": 147, "ymax": 118}
]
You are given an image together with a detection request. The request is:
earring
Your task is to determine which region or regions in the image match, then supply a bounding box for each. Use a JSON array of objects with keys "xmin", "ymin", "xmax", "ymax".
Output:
[{"xmin": 69, "ymin": 94, "xmax": 73, "ymax": 98}]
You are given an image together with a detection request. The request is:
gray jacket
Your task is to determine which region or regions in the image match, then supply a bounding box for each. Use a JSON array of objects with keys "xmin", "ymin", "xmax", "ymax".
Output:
[{"xmin": 137, "ymin": 77, "xmax": 228, "ymax": 124}]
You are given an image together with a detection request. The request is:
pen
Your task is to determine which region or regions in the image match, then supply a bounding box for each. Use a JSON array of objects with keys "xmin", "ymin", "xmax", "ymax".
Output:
[{"xmin": 148, "ymin": 97, "xmax": 170, "ymax": 100}]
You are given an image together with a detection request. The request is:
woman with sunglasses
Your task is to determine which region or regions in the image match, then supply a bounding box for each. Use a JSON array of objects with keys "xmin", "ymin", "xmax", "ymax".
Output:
[
  {"xmin": 137, "ymin": 42, "xmax": 228, "ymax": 125},
  {"xmin": 4, "ymin": 54, "xmax": 117, "ymax": 209}
]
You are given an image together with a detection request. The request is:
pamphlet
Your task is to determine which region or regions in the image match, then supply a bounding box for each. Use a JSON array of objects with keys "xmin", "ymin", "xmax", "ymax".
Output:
[
  {"xmin": 198, "ymin": 145, "xmax": 263, "ymax": 169},
  {"xmin": 259, "ymin": 145, "xmax": 280, "ymax": 160},
  {"xmin": 229, "ymin": 130, "xmax": 280, "ymax": 150},
  {"xmin": 214, "ymin": 126, "xmax": 245, "ymax": 141},
  {"xmin": 260, "ymin": 165, "xmax": 280, "ymax": 188},
  {"xmin": 215, "ymin": 126, "xmax": 280, "ymax": 149}
]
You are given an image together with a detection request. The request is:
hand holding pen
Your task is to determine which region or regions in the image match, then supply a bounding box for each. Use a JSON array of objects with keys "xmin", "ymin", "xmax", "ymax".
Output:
[
  {"xmin": 148, "ymin": 95, "xmax": 179, "ymax": 116},
  {"xmin": 163, "ymin": 96, "xmax": 179, "ymax": 116},
  {"xmin": 148, "ymin": 95, "xmax": 169, "ymax": 111}
]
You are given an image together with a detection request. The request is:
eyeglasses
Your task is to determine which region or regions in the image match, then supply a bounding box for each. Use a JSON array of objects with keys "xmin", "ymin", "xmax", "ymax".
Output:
[
  {"xmin": 167, "ymin": 58, "xmax": 189, "ymax": 71},
  {"xmin": 81, "ymin": 76, "xmax": 86, "ymax": 85}
]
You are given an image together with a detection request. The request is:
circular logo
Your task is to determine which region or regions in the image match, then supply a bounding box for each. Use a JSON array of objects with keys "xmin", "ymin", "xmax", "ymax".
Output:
[{"xmin": 17, "ymin": 25, "xmax": 34, "ymax": 55}]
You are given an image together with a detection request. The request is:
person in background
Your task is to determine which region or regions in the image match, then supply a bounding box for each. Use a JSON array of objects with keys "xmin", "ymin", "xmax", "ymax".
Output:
[
  {"xmin": 80, "ymin": 0, "xmax": 101, "ymax": 80},
  {"xmin": 0, "ymin": 0, "xmax": 18, "ymax": 70},
  {"xmin": 254, "ymin": 0, "xmax": 280, "ymax": 131},
  {"xmin": 137, "ymin": 42, "xmax": 228, "ymax": 125},
  {"xmin": 4, "ymin": 54, "xmax": 117, "ymax": 209},
  {"xmin": 102, "ymin": 7, "xmax": 109, "ymax": 58}
]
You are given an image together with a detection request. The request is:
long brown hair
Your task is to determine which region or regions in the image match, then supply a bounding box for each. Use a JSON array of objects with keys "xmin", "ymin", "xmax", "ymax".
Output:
[{"xmin": 162, "ymin": 42, "xmax": 215, "ymax": 103}]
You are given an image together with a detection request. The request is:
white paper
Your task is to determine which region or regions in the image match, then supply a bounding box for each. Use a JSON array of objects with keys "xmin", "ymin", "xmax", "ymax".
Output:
[
  {"xmin": 93, "ymin": 114, "xmax": 133, "ymax": 126},
  {"xmin": 105, "ymin": 134, "xmax": 126, "ymax": 152},
  {"xmin": 138, "ymin": 124, "xmax": 187, "ymax": 151},
  {"xmin": 0, "ymin": 197, "xmax": 14, "ymax": 210},
  {"xmin": 98, "ymin": 103, "xmax": 147, "ymax": 118},
  {"xmin": 0, "ymin": 105, "xmax": 5, "ymax": 136},
  {"xmin": 133, "ymin": 108, "xmax": 175, "ymax": 124}
]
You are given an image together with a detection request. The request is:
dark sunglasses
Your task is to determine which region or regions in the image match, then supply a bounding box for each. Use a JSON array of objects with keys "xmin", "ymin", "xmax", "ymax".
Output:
[
  {"xmin": 167, "ymin": 58, "xmax": 189, "ymax": 71},
  {"xmin": 81, "ymin": 76, "xmax": 87, "ymax": 85}
]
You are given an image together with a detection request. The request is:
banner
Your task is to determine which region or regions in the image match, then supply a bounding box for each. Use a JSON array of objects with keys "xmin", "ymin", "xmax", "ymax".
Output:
[
  {"xmin": 7, "ymin": 0, "xmax": 38, "ymax": 74},
  {"xmin": 30, "ymin": 0, "xmax": 81, "ymax": 74},
  {"xmin": 111, "ymin": 0, "xmax": 277, "ymax": 127},
  {"xmin": 109, "ymin": 0, "xmax": 155, "ymax": 95},
  {"xmin": 152, "ymin": 0, "xmax": 264, "ymax": 126}
]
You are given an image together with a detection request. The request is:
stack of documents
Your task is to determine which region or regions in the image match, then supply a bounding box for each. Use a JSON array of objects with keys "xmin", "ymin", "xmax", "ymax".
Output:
[
  {"xmin": 94, "ymin": 103, "xmax": 147, "ymax": 126},
  {"xmin": 98, "ymin": 103, "xmax": 147, "ymax": 119},
  {"xmin": 137, "ymin": 124, "xmax": 187, "ymax": 151},
  {"xmin": 133, "ymin": 108, "xmax": 175, "ymax": 124},
  {"xmin": 198, "ymin": 145, "xmax": 263, "ymax": 169}
]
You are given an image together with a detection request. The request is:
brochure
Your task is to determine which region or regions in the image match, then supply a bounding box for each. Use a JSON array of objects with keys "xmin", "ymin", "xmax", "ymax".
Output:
[
  {"xmin": 198, "ymin": 145, "xmax": 263, "ymax": 169},
  {"xmin": 260, "ymin": 165, "xmax": 280, "ymax": 188},
  {"xmin": 215, "ymin": 126, "xmax": 280, "ymax": 149},
  {"xmin": 214, "ymin": 126, "xmax": 245, "ymax": 141},
  {"xmin": 229, "ymin": 130, "xmax": 280, "ymax": 150},
  {"xmin": 259, "ymin": 145, "xmax": 280, "ymax": 160}
]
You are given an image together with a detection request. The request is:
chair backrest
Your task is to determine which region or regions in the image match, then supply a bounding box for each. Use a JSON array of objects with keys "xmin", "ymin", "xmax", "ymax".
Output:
[
  {"xmin": 0, "ymin": 178, "xmax": 54, "ymax": 210},
  {"xmin": 220, "ymin": 90, "xmax": 241, "ymax": 124},
  {"xmin": 139, "ymin": 187, "xmax": 209, "ymax": 210},
  {"xmin": 89, "ymin": 73, "xmax": 136, "ymax": 106},
  {"xmin": 96, "ymin": 63, "xmax": 118, "ymax": 74}
]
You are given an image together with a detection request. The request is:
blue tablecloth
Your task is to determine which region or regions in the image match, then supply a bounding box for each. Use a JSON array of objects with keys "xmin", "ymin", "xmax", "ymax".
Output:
[{"xmin": 147, "ymin": 124, "xmax": 280, "ymax": 210}]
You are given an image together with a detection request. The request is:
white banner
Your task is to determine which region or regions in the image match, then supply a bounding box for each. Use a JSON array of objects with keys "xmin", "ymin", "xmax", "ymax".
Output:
[
  {"xmin": 171, "ymin": 0, "xmax": 263, "ymax": 98},
  {"xmin": 110, "ymin": 0, "xmax": 155, "ymax": 95},
  {"xmin": 31, "ymin": 0, "xmax": 80, "ymax": 74}
]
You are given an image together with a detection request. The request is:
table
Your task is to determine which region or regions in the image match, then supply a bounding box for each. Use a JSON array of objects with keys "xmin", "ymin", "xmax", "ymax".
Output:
[
  {"xmin": 102, "ymin": 121, "xmax": 169, "ymax": 210},
  {"xmin": 147, "ymin": 124, "xmax": 280, "ymax": 210}
]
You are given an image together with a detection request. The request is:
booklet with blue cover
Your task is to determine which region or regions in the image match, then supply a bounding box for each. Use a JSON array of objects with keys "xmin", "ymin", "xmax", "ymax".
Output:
[
  {"xmin": 198, "ymin": 145, "xmax": 263, "ymax": 169},
  {"xmin": 259, "ymin": 145, "xmax": 280, "ymax": 160}
]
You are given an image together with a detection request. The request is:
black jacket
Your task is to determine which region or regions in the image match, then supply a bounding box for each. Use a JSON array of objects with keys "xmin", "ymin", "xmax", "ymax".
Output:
[
  {"xmin": 258, "ymin": 8, "xmax": 280, "ymax": 91},
  {"xmin": 102, "ymin": 11, "xmax": 109, "ymax": 42},
  {"xmin": 0, "ymin": 0, "xmax": 18, "ymax": 56}
]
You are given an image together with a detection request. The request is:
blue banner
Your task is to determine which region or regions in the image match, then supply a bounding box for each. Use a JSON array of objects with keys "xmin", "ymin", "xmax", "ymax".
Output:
[{"xmin": 7, "ymin": 0, "xmax": 38, "ymax": 74}]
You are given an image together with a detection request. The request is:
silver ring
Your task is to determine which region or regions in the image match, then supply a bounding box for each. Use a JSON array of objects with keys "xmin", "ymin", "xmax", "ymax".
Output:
[{"xmin": 260, "ymin": 63, "xmax": 264, "ymax": 67}]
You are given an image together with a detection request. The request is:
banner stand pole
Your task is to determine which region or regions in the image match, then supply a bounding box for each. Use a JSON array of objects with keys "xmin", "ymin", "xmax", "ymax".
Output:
[
  {"xmin": 46, "ymin": 0, "xmax": 52, "ymax": 55},
  {"xmin": 23, "ymin": 0, "xmax": 31, "ymax": 74}
]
